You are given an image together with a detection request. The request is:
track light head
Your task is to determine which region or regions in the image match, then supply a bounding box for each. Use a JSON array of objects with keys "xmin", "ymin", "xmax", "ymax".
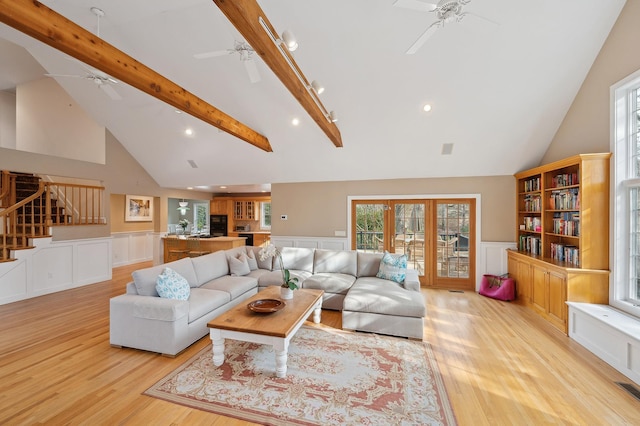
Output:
[
  {"xmin": 281, "ymin": 30, "xmax": 298, "ymax": 51},
  {"xmin": 329, "ymin": 111, "xmax": 338, "ymax": 122},
  {"xmin": 311, "ymin": 80, "xmax": 324, "ymax": 94}
]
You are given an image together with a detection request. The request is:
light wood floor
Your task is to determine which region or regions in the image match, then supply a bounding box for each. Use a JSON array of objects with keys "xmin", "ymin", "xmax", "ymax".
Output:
[{"xmin": 1, "ymin": 262, "xmax": 638, "ymax": 425}]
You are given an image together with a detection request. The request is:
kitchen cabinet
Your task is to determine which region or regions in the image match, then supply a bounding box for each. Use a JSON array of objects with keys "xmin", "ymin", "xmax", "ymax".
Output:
[
  {"xmin": 210, "ymin": 199, "xmax": 229, "ymax": 215},
  {"xmin": 233, "ymin": 201, "xmax": 256, "ymax": 220},
  {"xmin": 253, "ymin": 233, "xmax": 271, "ymax": 247}
]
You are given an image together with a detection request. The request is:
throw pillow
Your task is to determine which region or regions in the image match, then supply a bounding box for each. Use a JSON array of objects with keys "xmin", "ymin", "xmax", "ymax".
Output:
[
  {"xmin": 376, "ymin": 251, "xmax": 407, "ymax": 284},
  {"xmin": 229, "ymin": 253, "xmax": 251, "ymax": 276},
  {"xmin": 156, "ymin": 267, "xmax": 191, "ymax": 300},
  {"xmin": 246, "ymin": 249, "xmax": 258, "ymax": 271}
]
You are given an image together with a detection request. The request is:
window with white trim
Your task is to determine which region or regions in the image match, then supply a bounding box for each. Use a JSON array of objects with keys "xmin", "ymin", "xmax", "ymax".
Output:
[
  {"xmin": 260, "ymin": 202, "xmax": 271, "ymax": 230},
  {"xmin": 612, "ymin": 70, "xmax": 640, "ymax": 316}
]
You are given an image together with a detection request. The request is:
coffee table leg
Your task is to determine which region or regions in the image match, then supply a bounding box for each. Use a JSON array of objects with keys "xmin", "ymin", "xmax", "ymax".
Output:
[
  {"xmin": 313, "ymin": 303, "xmax": 322, "ymax": 324},
  {"xmin": 274, "ymin": 340, "xmax": 289, "ymax": 378},
  {"xmin": 210, "ymin": 329, "xmax": 225, "ymax": 366}
]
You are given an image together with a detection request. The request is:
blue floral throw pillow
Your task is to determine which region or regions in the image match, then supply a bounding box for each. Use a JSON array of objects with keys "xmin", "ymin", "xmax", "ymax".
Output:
[
  {"xmin": 376, "ymin": 252, "xmax": 408, "ymax": 283},
  {"xmin": 156, "ymin": 267, "xmax": 190, "ymax": 300}
]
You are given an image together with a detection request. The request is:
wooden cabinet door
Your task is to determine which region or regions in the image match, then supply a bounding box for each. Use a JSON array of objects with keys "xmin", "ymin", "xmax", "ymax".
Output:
[
  {"xmin": 548, "ymin": 270, "xmax": 567, "ymax": 325},
  {"xmin": 531, "ymin": 264, "xmax": 547, "ymax": 314},
  {"xmin": 517, "ymin": 259, "xmax": 532, "ymax": 303}
]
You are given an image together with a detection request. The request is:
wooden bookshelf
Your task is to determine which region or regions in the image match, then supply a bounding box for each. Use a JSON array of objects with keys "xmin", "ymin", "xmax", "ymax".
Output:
[{"xmin": 508, "ymin": 153, "xmax": 611, "ymax": 334}]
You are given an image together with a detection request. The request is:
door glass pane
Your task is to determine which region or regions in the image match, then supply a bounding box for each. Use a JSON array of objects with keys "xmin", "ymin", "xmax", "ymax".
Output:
[
  {"xmin": 394, "ymin": 203, "xmax": 425, "ymax": 275},
  {"xmin": 437, "ymin": 202, "xmax": 470, "ymax": 278},
  {"xmin": 354, "ymin": 203, "xmax": 385, "ymax": 253}
]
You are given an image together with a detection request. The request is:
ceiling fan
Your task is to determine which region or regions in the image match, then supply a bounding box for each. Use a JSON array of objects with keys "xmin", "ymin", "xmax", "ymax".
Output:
[
  {"xmin": 194, "ymin": 41, "xmax": 261, "ymax": 84},
  {"xmin": 394, "ymin": 0, "xmax": 495, "ymax": 54},
  {"xmin": 45, "ymin": 65, "xmax": 123, "ymax": 101}
]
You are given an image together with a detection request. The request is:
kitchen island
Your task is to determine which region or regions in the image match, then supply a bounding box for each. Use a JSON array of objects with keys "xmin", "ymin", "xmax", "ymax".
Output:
[{"xmin": 162, "ymin": 236, "xmax": 246, "ymax": 263}]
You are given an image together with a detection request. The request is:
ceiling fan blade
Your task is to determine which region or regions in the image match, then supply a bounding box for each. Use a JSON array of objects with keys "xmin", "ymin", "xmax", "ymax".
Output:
[
  {"xmin": 406, "ymin": 21, "xmax": 441, "ymax": 54},
  {"xmin": 464, "ymin": 11, "xmax": 500, "ymax": 27},
  {"xmin": 99, "ymin": 83, "xmax": 122, "ymax": 101},
  {"xmin": 194, "ymin": 50, "xmax": 234, "ymax": 59},
  {"xmin": 243, "ymin": 59, "xmax": 261, "ymax": 84},
  {"xmin": 393, "ymin": 0, "xmax": 437, "ymax": 12}
]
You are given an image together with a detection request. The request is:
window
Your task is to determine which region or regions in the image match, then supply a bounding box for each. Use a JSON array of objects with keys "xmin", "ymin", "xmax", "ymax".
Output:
[
  {"xmin": 192, "ymin": 202, "xmax": 209, "ymax": 232},
  {"xmin": 260, "ymin": 202, "xmax": 271, "ymax": 230},
  {"xmin": 612, "ymin": 69, "xmax": 640, "ymax": 316}
]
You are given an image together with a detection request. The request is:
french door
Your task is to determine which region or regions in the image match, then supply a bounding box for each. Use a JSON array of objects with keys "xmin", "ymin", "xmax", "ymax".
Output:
[{"xmin": 351, "ymin": 198, "xmax": 476, "ymax": 290}]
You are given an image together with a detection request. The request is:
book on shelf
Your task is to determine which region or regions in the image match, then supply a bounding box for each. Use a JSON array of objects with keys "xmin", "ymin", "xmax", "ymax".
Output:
[
  {"xmin": 550, "ymin": 243, "xmax": 580, "ymax": 266},
  {"xmin": 519, "ymin": 235, "xmax": 541, "ymax": 255},
  {"xmin": 551, "ymin": 212, "xmax": 580, "ymax": 236},
  {"xmin": 523, "ymin": 177, "xmax": 541, "ymax": 192},
  {"xmin": 523, "ymin": 216, "xmax": 542, "ymax": 232},
  {"xmin": 551, "ymin": 172, "xmax": 578, "ymax": 188},
  {"xmin": 523, "ymin": 194, "xmax": 541, "ymax": 212},
  {"xmin": 549, "ymin": 188, "xmax": 580, "ymax": 210}
]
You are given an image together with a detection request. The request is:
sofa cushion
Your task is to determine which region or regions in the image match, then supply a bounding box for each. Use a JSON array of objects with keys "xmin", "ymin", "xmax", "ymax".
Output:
[
  {"xmin": 246, "ymin": 249, "xmax": 258, "ymax": 270},
  {"xmin": 200, "ymin": 275, "xmax": 258, "ymax": 299},
  {"xmin": 156, "ymin": 267, "xmax": 191, "ymax": 301},
  {"xmin": 313, "ymin": 249, "xmax": 357, "ymax": 276},
  {"xmin": 247, "ymin": 246, "xmax": 273, "ymax": 270},
  {"xmin": 191, "ymin": 251, "xmax": 229, "ymax": 286},
  {"xmin": 376, "ymin": 252, "xmax": 407, "ymax": 284},
  {"xmin": 357, "ymin": 252, "xmax": 383, "ymax": 277},
  {"xmin": 303, "ymin": 273, "xmax": 356, "ymax": 295},
  {"xmin": 258, "ymin": 269, "xmax": 313, "ymax": 287},
  {"xmin": 274, "ymin": 247, "xmax": 315, "ymax": 272},
  {"xmin": 229, "ymin": 253, "xmax": 251, "ymax": 276},
  {"xmin": 188, "ymin": 288, "xmax": 231, "ymax": 323},
  {"xmin": 132, "ymin": 257, "xmax": 197, "ymax": 296},
  {"xmin": 345, "ymin": 277, "xmax": 426, "ymax": 318}
]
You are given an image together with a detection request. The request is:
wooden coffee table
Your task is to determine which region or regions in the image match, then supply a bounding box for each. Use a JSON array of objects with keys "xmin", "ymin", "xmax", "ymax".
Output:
[{"xmin": 207, "ymin": 286, "xmax": 324, "ymax": 378}]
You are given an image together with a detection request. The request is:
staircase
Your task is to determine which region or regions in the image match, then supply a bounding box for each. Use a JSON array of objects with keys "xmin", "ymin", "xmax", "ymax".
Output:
[{"xmin": 0, "ymin": 170, "xmax": 105, "ymax": 262}]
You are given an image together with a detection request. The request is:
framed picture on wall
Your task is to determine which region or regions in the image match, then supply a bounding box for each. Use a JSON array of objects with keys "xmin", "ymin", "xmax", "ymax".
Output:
[{"xmin": 125, "ymin": 194, "xmax": 153, "ymax": 222}]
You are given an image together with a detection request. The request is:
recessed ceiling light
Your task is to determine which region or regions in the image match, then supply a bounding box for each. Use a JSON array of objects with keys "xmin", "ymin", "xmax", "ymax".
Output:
[
  {"xmin": 220, "ymin": 186, "xmax": 227, "ymax": 189},
  {"xmin": 423, "ymin": 104, "xmax": 432, "ymax": 112},
  {"xmin": 187, "ymin": 186, "xmax": 194, "ymax": 190},
  {"xmin": 292, "ymin": 118, "xmax": 300, "ymax": 126},
  {"xmin": 185, "ymin": 128, "xmax": 193, "ymax": 136}
]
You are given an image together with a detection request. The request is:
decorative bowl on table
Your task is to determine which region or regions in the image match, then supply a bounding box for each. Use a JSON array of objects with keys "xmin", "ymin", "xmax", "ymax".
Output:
[{"xmin": 247, "ymin": 299, "xmax": 285, "ymax": 313}]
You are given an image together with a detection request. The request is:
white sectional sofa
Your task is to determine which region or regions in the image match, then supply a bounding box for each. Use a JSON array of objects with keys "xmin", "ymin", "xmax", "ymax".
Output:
[{"xmin": 110, "ymin": 246, "xmax": 426, "ymax": 356}]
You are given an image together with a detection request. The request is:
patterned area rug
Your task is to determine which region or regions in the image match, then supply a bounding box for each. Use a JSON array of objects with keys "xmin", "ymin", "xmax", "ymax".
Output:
[{"xmin": 144, "ymin": 325, "xmax": 456, "ymax": 425}]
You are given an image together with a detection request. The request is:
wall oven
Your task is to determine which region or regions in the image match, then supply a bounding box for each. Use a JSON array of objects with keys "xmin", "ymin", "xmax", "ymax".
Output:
[{"xmin": 209, "ymin": 215, "xmax": 228, "ymax": 237}]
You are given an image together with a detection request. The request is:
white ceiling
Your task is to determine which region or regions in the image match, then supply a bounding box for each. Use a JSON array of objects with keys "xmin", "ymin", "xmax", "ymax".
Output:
[{"xmin": 0, "ymin": 0, "xmax": 626, "ymax": 193}]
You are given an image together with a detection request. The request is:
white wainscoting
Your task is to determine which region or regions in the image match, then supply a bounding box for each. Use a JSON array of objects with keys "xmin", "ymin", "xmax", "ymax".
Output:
[
  {"xmin": 0, "ymin": 236, "xmax": 112, "ymax": 305},
  {"xmin": 476, "ymin": 242, "xmax": 517, "ymax": 290},
  {"xmin": 270, "ymin": 236, "xmax": 349, "ymax": 251},
  {"xmin": 568, "ymin": 302, "xmax": 640, "ymax": 386},
  {"xmin": 111, "ymin": 231, "xmax": 156, "ymax": 267}
]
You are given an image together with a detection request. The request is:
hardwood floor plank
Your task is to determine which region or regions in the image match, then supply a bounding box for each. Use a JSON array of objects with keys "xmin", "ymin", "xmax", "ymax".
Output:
[{"xmin": 0, "ymin": 262, "xmax": 639, "ymax": 425}]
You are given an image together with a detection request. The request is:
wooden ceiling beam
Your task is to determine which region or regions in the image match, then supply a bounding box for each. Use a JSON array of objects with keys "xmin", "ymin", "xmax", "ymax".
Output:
[
  {"xmin": 0, "ymin": 0, "xmax": 272, "ymax": 152},
  {"xmin": 213, "ymin": 0, "xmax": 343, "ymax": 148}
]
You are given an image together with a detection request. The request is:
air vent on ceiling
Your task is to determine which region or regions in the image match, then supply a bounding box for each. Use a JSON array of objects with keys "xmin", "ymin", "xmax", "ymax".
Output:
[
  {"xmin": 187, "ymin": 160, "xmax": 198, "ymax": 168},
  {"xmin": 441, "ymin": 143, "xmax": 454, "ymax": 155}
]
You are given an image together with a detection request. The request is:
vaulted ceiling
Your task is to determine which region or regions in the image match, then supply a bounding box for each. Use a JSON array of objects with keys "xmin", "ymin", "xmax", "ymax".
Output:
[{"xmin": 0, "ymin": 0, "xmax": 626, "ymax": 192}]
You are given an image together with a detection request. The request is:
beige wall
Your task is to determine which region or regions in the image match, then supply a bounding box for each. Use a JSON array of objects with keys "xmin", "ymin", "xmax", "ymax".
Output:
[
  {"xmin": 271, "ymin": 175, "xmax": 515, "ymax": 242},
  {"xmin": 542, "ymin": 0, "xmax": 640, "ymax": 163},
  {"xmin": 0, "ymin": 131, "xmax": 210, "ymax": 240}
]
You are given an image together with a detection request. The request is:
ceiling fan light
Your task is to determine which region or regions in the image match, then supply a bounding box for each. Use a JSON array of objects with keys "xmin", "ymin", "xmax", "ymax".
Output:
[
  {"xmin": 311, "ymin": 80, "xmax": 324, "ymax": 94},
  {"xmin": 281, "ymin": 30, "xmax": 298, "ymax": 51}
]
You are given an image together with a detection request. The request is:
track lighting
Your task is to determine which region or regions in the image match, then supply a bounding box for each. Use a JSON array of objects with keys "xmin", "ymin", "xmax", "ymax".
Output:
[
  {"xmin": 311, "ymin": 80, "xmax": 324, "ymax": 95},
  {"xmin": 281, "ymin": 30, "xmax": 298, "ymax": 51},
  {"xmin": 259, "ymin": 17, "xmax": 338, "ymax": 126}
]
